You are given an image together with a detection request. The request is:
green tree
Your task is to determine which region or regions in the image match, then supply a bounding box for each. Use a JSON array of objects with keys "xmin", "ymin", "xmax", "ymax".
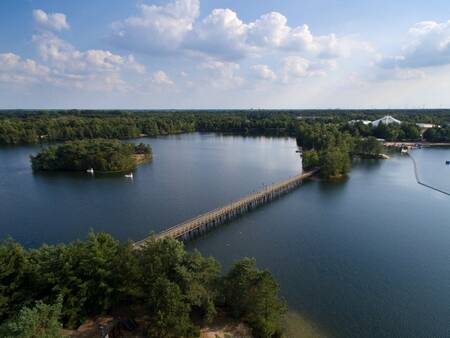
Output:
[
  {"xmin": 146, "ymin": 278, "xmax": 198, "ymax": 338},
  {"xmin": 353, "ymin": 136, "xmax": 384, "ymax": 156},
  {"xmin": 320, "ymin": 147, "xmax": 352, "ymax": 178},
  {"xmin": 0, "ymin": 240, "xmax": 31, "ymax": 321},
  {"xmin": 224, "ymin": 258, "xmax": 286, "ymax": 338},
  {"xmin": 302, "ymin": 150, "xmax": 320, "ymax": 170},
  {"xmin": 0, "ymin": 297, "xmax": 63, "ymax": 338}
]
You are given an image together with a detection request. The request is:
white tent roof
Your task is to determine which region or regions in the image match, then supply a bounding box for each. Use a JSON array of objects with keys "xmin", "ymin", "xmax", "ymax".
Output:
[{"xmin": 371, "ymin": 115, "xmax": 402, "ymax": 126}]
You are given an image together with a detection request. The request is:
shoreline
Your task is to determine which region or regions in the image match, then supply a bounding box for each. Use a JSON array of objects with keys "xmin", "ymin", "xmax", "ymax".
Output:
[{"xmin": 384, "ymin": 141, "xmax": 450, "ymax": 148}]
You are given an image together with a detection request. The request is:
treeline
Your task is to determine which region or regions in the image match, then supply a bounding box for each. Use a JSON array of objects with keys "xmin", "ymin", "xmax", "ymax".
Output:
[
  {"xmin": 0, "ymin": 233, "xmax": 286, "ymax": 338},
  {"xmin": 0, "ymin": 111, "xmax": 298, "ymax": 145},
  {"xmin": 423, "ymin": 127, "xmax": 450, "ymax": 142},
  {"xmin": 2, "ymin": 110, "xmax": 450, "ymax": 145},
  {"xmin": 343, "ymin": 121, "xmax": 422, "ymax": 141},
  {"xmin": 30, "ymin": 139, "xmax": 152, "ymax": 173},
  {"xmin": 297, "ymin": 123, "xmax": 384, "ymax": 178}
]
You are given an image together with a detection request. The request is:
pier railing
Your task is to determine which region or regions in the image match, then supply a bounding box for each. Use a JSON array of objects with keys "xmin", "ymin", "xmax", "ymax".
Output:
[{"xmin": 133, "ymin": 169, "xmax": 317, "ymax": 248}]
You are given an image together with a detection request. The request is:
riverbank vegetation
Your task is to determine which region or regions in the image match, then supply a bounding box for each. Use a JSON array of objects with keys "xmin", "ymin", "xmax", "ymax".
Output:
[
  {"xmin": 0, "ymin": 233, "xmax": 286, "ymax": 338},
  {"xmin": 30, "ymin": 139, "xmax": 152, "ymax": 173},
  {"xmin": 1, "ymin": 109, "xmax": 450, "ymax": 145}
]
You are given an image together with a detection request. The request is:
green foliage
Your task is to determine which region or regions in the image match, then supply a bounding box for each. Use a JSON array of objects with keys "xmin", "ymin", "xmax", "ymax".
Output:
[
  {"xmin": 0, "ymin": 233, "xmax": 285, "ymax": 337},
  {"xmin": 297, "ymin": 123, "xmax": 354, "ymax": 178},
  {"xmin": 0, "ymin": 239, "xmax": 31, "ymax": 321},
  {"xmin": 28, "ymin": 232, "xmax": 122, "ymax": 327},
  {"xmin": 423, "ymin": 127, "xmax": 450, "ymax": 142},
  {"xmin": 30, "ymin": 139, "xmax": 151, "ymax": 172},
  {"xmin": 320, "ymin": 147, "xmax": 352, "ymax": 178},
  {"xmin": 0, "ymin": 297, "xmax": 63, "ymax": 338},
  {"xmin": 224, "ymin": 258, "xmax": 287, "ymax": 338},
  {"xmin": 353, "ymin": 136, "xmax": 384, "ymax": 157},
  {"xmin": 146, "ymin": 278, "xmax": 198, "ymax": 338},
  {"xmin": 302, "ymin": 150, "xmax": 320, "ymax": 170}
]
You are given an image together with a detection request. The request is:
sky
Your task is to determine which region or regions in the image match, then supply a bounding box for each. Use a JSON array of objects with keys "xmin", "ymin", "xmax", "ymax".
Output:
[{"xmin": 1, "ymin": 0, "xmax": 450, "ymax": 109}]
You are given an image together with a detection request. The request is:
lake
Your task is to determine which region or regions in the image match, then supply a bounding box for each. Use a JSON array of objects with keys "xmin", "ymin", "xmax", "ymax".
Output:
[{"xmin": 1, "ymin": 134, "xmax": 449, "ymax": 338}]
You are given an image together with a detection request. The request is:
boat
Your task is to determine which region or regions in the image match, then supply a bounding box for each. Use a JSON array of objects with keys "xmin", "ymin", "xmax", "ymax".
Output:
[
  {"xmin": 401, "ymin": 148, "xmax": 408, "ymax": 154},
  {"xmin": 124, "ymin": 173, "xmax": 133, "ymax": 178},
  {"xmin": 86, "ymin": 168, "xmax": 94, "ymax": 174},
  {"xmin": 446, "ymin": 161, "xmax": 450, "ymax": 165}
]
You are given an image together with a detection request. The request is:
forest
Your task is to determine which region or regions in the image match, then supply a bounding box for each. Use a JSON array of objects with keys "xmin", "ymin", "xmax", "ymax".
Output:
[
  {"xmin": 30, "ymin": 139, "xmax": 152, "ymax": 173},
  {"xmin": 1, "ymin": 109, "xmax": 450, "ymax": 145},
  {"xmin": 0, "ymin": 233, "xmax": 286, "ymax": 338}
]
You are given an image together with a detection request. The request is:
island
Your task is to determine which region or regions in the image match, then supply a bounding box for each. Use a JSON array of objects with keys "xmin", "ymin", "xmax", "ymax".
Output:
[{"xmin": 30, "ymin": 139, "xmax": 152, "ymax": 173}]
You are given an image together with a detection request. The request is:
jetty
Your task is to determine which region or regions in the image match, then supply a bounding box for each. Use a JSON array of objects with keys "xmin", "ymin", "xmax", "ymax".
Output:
[{"xmin": 134, "ymin": 169, "xmax": 317, "ymax": 247}]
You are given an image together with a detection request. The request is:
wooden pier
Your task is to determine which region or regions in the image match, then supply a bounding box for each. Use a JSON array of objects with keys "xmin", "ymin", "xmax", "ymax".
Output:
[{"xmin": 134, "ymin": 169, "xmax": 317, "ymax": 248}]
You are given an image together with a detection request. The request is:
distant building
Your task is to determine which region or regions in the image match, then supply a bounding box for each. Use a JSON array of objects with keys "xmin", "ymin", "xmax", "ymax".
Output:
[
  {"xmin": 416, "ymin": 123, "xmax": 437, "ymax": 129},
  {"xmin": 348, "ymin": 120, "xmax": 372, "ymax": 125},
  {"xmin": 347, "ymin": 116, "xmax": 438, "ymax": 129},
  {"xmin": 371, "ymin": 115, "xmax": 402, "ymax": 127}
]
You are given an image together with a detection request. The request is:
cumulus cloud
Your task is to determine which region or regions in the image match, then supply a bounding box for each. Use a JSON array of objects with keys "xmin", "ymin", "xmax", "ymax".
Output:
[
  {"xmin": 33, "ymin": 9, "xmax": 69, "ymax": 31},
  {"xmin": 7, "ymin": 31, "xmax": 145, "ymax": 91},
  {"xmin": 110, "ymin": 0, "xmax": 357, "ymax": 62},
  {"xmin": 251, "ymin": 64, "xmax": 277, "ymax": 81},
  {"xmin": 0, "ymin": 53, "xmax": 49, "ymax": 84},
  {"xmin": 111, "ymin": 0, "xmax": 199, "ymax": 54},
  {"xmin": 199, "ymin": 61, "xmax": 244, "ymax": 89},
  {"xmin": 187, "ymin": 8, "xmax": 249, "ymax": 60},
  {"xmin": 2, "ymin": 9, "xmax": 148, "ymax": 92},
  {"xmin": 32, "ymin": 32, "xmax": 144, "ymax": 75},
  {"xmin": 282, "ymin": 56, "xmax": 336, "ymax": 82},
  {"xmin": 189, "ymin": 8, "xmax": 351, "ymax": 60},
  {"xmin": 151, "ymin": 71, "xmax": 174, "ymax": 85},
  {"xmin": 379, "ymin": 20, "xmax": 450, "ymax": 69}
]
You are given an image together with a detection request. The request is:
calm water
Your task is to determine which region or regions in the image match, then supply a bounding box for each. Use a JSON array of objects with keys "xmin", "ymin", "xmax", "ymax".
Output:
[{"xmin": 1, "ymin": 134, "xmax": 450, "ymax": 337}]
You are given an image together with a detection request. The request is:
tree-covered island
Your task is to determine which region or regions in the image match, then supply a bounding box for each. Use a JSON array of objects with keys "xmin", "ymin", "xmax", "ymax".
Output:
[
  {"xmin": 297, "ymin": 123, "xmax": 386, "ymax": 179},
  {"xmin": 30, "ymin": 139, "xmax": 152, "ymax": 173}
]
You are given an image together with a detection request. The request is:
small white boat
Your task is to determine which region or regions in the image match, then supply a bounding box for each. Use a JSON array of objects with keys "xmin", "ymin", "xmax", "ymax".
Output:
[
  {"xmin": 86, "ymin": 168, "xmax": 94, "ymax": 174},
  {"xmin": 401, "ymin": 147, "xmax": 408, "ymax": 154},
  {"xmin": 124, "ymin": 173, "xmax": 133, "ymax": 178}
]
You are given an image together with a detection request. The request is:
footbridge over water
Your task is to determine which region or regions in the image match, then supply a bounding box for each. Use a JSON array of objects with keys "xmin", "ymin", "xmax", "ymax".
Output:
[{"xmin": 133, "ymin": 169, "xmax": 317, "ymax": 248}]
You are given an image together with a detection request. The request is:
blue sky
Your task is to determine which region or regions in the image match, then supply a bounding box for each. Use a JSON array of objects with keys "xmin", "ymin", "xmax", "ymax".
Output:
[{"xmin": 1, "ymin": 0, "xmax": 450, "ymax": 108}]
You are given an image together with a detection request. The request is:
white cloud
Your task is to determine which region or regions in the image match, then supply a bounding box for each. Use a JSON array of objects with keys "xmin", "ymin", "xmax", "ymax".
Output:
[
  {"xmin": 247, "ymin": 12, "xmax": 290, "ymax": 48},
  {"xmin": 110, "ymin": 0, "xmax": 359, "ymax": 63},
  {"xmin": 111, "ymin": 0, "xmax": 199, "ymax": 54},
  {"xmin": 32, "ymin": 32, "xmax": 144, "ymax": 75},
  {"xmin": 151, "ymin": 71, "xmax": 174, "ymax": 85},
  {"xmin": 33, "ymin": 9, "xmax": 69, "ymax": 31},
  {"xmin": 199, "ymin": 61, "xmax": 244, "ymax": 89},
  {"xmin": 2, "ymin": 32, "xmax": 145, "ymax": 91},
  {"xmin": 187, "ymin": 8, "xmax": 352, "ymax": 61},
  {"xmin": 379, "ymin": 20, "xmax": 450, "ymax": 69},
  {"xmin": 251, "ymin": 64, "xmax": 277, "ymax": 81},
  {"xmin": 187, "ymin": 8, "xmax": 249, "ymax": 60},
  {"xmin": 0, "ymin": 53, "xmax": 49, "ymax": 84},
  {"xmin": 282, "ymin": 56, "xmax": 336, "ymax": 82}
]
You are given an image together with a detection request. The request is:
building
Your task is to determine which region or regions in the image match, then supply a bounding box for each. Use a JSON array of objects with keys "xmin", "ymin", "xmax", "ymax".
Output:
[
  {"xmin": 370, "ymin": 115, "xmax": 402, "ymax": 127},
  {"xmin": 416, "ymin": 123, "xmax": 438, "ymax": 129},
  {"xmin": 348, "ymin": 120, "xmax": 372, "ymax": 125}
]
